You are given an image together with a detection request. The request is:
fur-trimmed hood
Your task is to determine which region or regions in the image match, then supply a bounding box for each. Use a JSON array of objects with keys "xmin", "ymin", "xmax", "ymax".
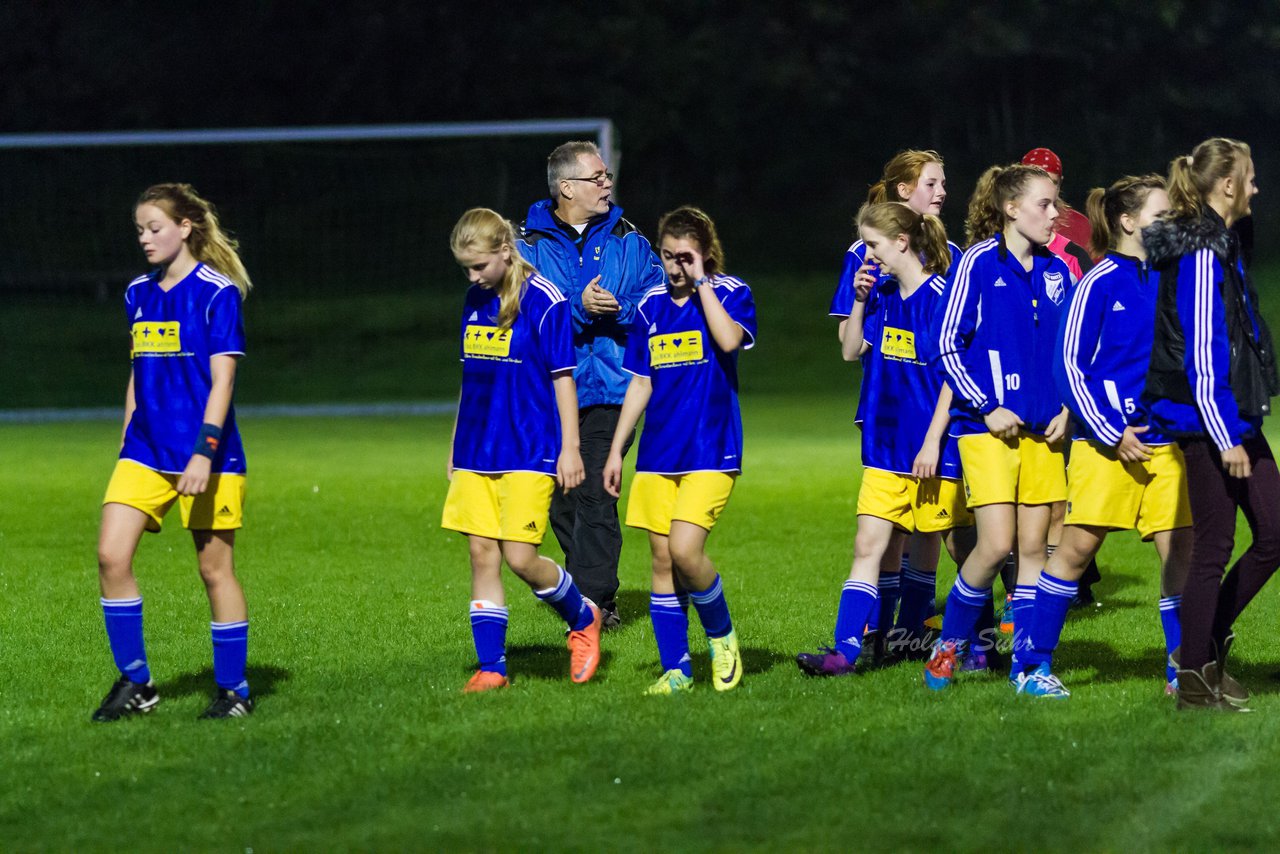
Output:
[{"xmin": 1143, "ymin": 213, "xmax": 1234, "ymax": 267}]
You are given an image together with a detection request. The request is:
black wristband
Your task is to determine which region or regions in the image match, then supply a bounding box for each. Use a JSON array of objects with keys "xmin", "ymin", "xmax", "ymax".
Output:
[{"xmin": 193, "ymin": 422, "xmax": 223, "ymax": 459}]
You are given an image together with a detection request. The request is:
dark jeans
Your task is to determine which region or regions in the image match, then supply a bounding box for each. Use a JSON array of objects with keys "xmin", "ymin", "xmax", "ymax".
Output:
[
  {"xmin": 549, "ymin": 404, "xmax": 635, "ymax": 610},
  {"xmin": 1179, "ymin": 435, "xmax": 1280, "ymax": 670}
]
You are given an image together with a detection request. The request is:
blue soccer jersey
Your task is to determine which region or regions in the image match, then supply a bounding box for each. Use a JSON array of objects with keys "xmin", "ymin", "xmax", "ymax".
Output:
[
  {"xmin": 856, "ymin": 275, "xmax": 961, "ymax": 478},
  {"xmin": 121, "ymin": 263, "xmax": 247, "ymax": 475},
  {"xmin": 452, "ymin": 274, "xmax": 575, "ymax": 475},
  {"xmin": 829, "ymin": 239, "xmax": 961, "ymax": 318},
  {"xmin": 1055, "ymin": 253, "xmax": 1172, "ymax": 446},
  {"xmin": 623, "ymin": 276, "xmax": 758, "ymax": 474}
]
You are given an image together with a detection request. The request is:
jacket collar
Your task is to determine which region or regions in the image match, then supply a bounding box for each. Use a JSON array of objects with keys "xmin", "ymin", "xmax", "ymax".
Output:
[{"xmin": 525, "ymin": 198, "xmax": 622, "ymax": 240}]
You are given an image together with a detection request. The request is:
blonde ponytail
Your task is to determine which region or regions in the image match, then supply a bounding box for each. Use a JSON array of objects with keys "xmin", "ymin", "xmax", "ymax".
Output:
[{"xmin": 135, "ymin": 184, "xmax": 252, "ymax": 298}]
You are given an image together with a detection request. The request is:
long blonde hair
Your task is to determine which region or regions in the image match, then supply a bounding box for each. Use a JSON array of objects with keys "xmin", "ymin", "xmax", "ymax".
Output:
[
  {"xmin": 135, "ymin": 183, "xmax": 252, "ymax": 298},
  {"xmin": 964, "ymin": 163, "xmax": 1053, "ymax": 246},
  {"xmin": 1166, "ymin": 137, "xmax": 1251, "ymax": 220},
  {"xmin": 450, "ymin": 208, "xmax": 536, "ymax": 331},
  {"xmin": 867, "ymin": 150, "xmax": 944, "ymax": 205},
  {"xmin": 857, "ymin": 202, "xmax": 950, "ymax": 275}
]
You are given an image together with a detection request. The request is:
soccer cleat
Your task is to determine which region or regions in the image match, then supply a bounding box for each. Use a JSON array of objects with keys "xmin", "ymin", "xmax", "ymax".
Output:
[
  {"xmin": 1165, "ymin": 678, "xmax": 1178, "ymax": 697},
  {"xmin": 567, "ymin": 601, "xmax": 603, "ymax": 683},
  {"xmin": 91, "ymin": 677, "xmax": 160, "ymax": 722},
  {"xmin": 645, "ymin": 669, "xmax": 694, "ymax": 695},
  {"xmin": 601, "ymin": 603, "xmax": 622, "ymax": 631},
  {"xmin": 998, "ymin": 595, "xmax": 1014, "ymax": 634},
  {"xmin": 463, "ymin": 670, "xmax": 511, "ymax": 693},
  {"xmin": 960, "ymin": 650, "xmax": 990, "ymax": 672},
  {"xmin": 1011, "ymin": 663, "xmax": 1071, "ymax": 699},
  {"xmin": 708, "ymin": 630, "xmax": 743, "ymax": 692},
  {"xmin": 923, "ymin": 642, "xmax": 958, "ymax": 691},
  {"xmin": 795, "ymin": 646, "xmax": 859, "ymax": 677},
  {"xmin": 198, "ymin": 689, "xmax": 255, "ymax": 719}
]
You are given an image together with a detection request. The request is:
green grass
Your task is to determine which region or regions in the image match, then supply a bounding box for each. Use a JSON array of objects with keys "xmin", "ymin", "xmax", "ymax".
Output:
[{"xmin": 5, "ymin": 404, "xmax": 1280, "ymax": 852}]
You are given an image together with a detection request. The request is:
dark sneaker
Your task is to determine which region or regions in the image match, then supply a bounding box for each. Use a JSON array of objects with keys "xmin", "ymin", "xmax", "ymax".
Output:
[
  {"xmin": 199, "ymin": 689, "xmax": 255, "ymax": 719},
  {"xmin": 795, "ymin": 646, "xmax": 859, "ymax": 677},
  {"xmin": 91, "ymin": 677, "xmax": 159, "ymax": 722},
  {"xmin": 601, "ymin": 603, "xmax": 622, "ymax": 631}
]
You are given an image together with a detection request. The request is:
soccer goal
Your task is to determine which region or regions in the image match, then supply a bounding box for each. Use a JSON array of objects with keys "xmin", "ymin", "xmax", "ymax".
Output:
[{"xmin": 0, "ymin": 119, "xmax": 617, "ymax": 298}]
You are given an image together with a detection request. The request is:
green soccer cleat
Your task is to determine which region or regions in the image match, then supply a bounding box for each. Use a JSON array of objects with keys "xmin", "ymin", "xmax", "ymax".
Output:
[
  {"xmin": 707, "ymin": 630, "xmax": 743, "ymax": 692},
  {"xmin": 645, "ymin": 669, "xmax": 694, "ymax": 696}
]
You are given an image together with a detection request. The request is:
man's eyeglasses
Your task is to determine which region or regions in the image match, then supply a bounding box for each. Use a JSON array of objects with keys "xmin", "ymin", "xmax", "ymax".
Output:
[{"xmin": 564, "ymin": 172, "xmax": 614, "ymax": 187}]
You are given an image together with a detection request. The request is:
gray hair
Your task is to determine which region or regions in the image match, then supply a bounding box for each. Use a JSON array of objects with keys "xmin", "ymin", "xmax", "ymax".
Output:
[{"xmin": 547, "ymin": 140, "xmax": 602, "ymax": 197}]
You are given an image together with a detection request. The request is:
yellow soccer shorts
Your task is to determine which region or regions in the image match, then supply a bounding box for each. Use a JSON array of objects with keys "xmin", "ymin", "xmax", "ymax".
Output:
[
  {"xmin": 625, "ymin": 471, "xmax": 737, "ymax": 536},
  {"xmin": 103, "ymin": 458, "xmax": 245, "ymax": 532},
  {"xmin": 856, "ymin": 467, "xmax": 973, "ymax": 532},
  {"xmin": 1065, "ymin": 439, "xmax": 1192, "ymax": 540},
  {"xmin": 958, "ymin": 431, "xmax": 1066, "ymax": 508},
  {"xmin": 441, "ymin": 470, "xmax": 555, "ymax": 544}
]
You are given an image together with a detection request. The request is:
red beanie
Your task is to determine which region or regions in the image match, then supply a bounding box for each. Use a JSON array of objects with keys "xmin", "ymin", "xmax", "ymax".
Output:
[{"xmin": 1021, "ymin": 147, "xmax": 1063, "ymax": 177}]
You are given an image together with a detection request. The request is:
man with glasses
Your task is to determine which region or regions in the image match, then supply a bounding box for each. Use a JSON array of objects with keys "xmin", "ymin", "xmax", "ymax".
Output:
[{"xmin": 519, "ymin": 141, "xmax": 665, "ymax": 631}]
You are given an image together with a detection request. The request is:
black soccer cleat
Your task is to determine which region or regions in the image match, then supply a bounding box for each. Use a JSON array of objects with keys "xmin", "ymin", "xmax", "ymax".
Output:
[
  {"xmin": 91, "ymin": 676, "xmax": 160, "ymax": 722},
  {"xmin": 199, "ymin": 689, "xmax": 255, "ymax": 719}
]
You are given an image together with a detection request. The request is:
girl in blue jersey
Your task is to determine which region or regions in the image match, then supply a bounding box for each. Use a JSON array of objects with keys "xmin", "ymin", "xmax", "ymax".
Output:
[
  {"xmin": 603, "ymin": 206, "xmax": 756, "ymax": 695},
  {"xmin": 797, "ymin": 202, "xmax": 970, "ymax": 676},
  {"xmin": 925, "ymin": 164, "xmax": 1074, "ymax": 695},
  {"xmin": 442, "ymin": 208, "xmax": 598, "ymax": 693},
  {"xmin": 1020, "ymin": 175, "xmax": 1191, "ymax": 698},
  {"xmin": 829, "ymin": 150, "xmax": 968, "ymax": 659},
  {"xmin": 94, "ymin": 183, "xmax": 255, "ymax": 721},
  {"xmin": 1143, "ymin": 139, "xmax": 1279, "ymax": 711}
]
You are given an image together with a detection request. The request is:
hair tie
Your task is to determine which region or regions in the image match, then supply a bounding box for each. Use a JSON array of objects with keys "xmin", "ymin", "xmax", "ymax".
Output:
[{"xmin": 1185, "ymin": 155, "xmax": 1194, "ymax": 166}]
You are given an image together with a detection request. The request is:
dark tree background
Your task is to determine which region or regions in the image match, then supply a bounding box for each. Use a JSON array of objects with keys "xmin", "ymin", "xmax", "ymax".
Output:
[{"xmin": 4, "ymin": 0, "xmax": 1280, "ymax": 275}]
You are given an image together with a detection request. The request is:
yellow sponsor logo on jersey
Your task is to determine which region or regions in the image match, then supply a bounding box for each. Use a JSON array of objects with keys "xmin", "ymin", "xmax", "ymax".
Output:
[
  {"xmin": 880, "ymin": 325, "xmax": 917, "ymax": 361},
  {"xmin": 131, "ymin": 321, "xmax": 182, "ymax": 354},
  {"xmin": 650, "ymin": 331, "xmax": 704, "ymax": 367},
  {"xmin": 464, "ymin": 324, "xmax": 512, "ymax": 358}
]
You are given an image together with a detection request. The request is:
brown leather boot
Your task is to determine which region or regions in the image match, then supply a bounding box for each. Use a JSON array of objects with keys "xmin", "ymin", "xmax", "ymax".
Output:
[
  {"xmin": 1214, "ymin": 633, "xmax": 1250, "ymax": 707},
  {"xmin": 1175, "ymin": 662, "xmax": 1251, "ymax": 712}
]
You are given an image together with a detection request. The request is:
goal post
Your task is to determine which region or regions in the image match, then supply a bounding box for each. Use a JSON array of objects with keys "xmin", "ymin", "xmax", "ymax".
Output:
[{"xmin": 0, "ymin": 119, "xmax": 618, "ymax": 297}]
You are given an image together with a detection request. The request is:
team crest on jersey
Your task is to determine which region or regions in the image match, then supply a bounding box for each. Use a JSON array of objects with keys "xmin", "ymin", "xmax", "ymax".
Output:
[
  {"xmin": 1044, "ymin": 272, "xmax": 1065, "ymax": 305},
  {"xmin": 131, "ymin": 321, "xmax": 181, "ymax": 354},
  {"xmin": 463, "ymin": 324, "xmax": 513, "ymax": 358},
  {"xmin": 650, "ymin": 331, "xmax": 704, "ymax": 367},
  {"xmin": 879, "ymin": 326, "xmax": 919, "ymax": 363}
]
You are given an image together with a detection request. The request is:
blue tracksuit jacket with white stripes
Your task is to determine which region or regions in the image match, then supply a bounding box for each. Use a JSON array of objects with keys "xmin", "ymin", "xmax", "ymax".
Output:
[
  {"xmin": 935, "ymin": 234, "xmax": 1073, "ymax": 436},
  {"xmin": 1053, "ymin": 253, "xmax": 1172, "ymax": 446}
]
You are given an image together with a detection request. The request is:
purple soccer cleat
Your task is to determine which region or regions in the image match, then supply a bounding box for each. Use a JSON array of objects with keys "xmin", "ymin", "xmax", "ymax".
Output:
[{"xmin": 795, "ymin": 646, "xmax": 859, "ymax": 677}]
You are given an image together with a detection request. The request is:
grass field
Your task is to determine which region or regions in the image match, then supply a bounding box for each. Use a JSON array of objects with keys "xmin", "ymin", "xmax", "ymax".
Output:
[{"xmin": 6, "ymin": 274, "xmax": 1280, "ymax": 851}]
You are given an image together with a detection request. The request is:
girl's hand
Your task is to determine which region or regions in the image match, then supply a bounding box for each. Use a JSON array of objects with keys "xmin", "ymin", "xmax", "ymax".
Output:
[
  {"xmin": 557, "ymin": 448, "xmax": 585, "ymax": 493},
  {"xmin": 603, "ymin": 451, "xmax": 624, "ymax": 498},
  {"xmin": 1221, "ymin": 444, "xmax": 1252, "ymax": 479},
  {"xmin": 1045, "ymin": 407, "xmax": 1071, "ymax": 444},
  {"xmin": 677, "ymin": 248, "xmax": 707, "ymax": 286},
  {"xmin": 984, "ymin": 407, "xmax": 1023, "ymax": 440},
  {"xmin": 854, "ymin": 263, "xmax": 877, "ymax": 302},
  {"xmin": 176, "ymin": 455, "xmax": 213, "ymax": 496},
  {"xmin": 1116, "ymin": 425, "xmax": 1153, "ymax": 463},
  {"xmin": 912, "ymin": 444, "xmax": 940, "ymax": 480}
]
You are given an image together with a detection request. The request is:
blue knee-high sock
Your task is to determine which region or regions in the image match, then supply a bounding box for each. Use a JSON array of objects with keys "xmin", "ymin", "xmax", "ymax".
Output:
[
  {"xmin": 1024, "ymin": 573, "xmax": 1077, "ymax": 673},
  {"xmin": 876, "ymin": 572, "xmax": 901, "ymax": 634},
  {"xmin": 211, "ymin": 620, "xmax": 250, "ymax": 698},
  {"xmin": 470, "ymin": 600, "xmax": 509, "ymax": 676},
  {"xmin": 102, "ymin": 597, "xmax": 150, "ymax": 684},
  {"xmin": 834, "ymin": 580, "xmax": 878, "ymax": 661},
  {"xmin": 1008, "ymin": 584, "xmax": 1038, "ymax": 675},
  {"xmin": 535, "ymin": 566, "xmax": 594, "ymax": 631},
  {"xmin": 896, "ymin": 567, "xmax": 936, "ymax": 637},
  {"xmin": 689, "ymin": 574, "xmax": 733, "ymax": 639},
  {"xmin": 940, "ymin": 577, "xmax": 991, "ymax": 651},
  {"xmin": 1160, "ymin": 595, "xmax": 1182, "ymax": 683},
  {"xmin": 971, "ymin": 593, "xmax": 997, "ymax": 654},
  {"xmin": 650, "ymin": 593, "xmax": 692, "ymax": 676}
]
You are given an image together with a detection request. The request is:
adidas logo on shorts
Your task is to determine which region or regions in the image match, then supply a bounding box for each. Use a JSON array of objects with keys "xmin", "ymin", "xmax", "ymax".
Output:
[
  {"xmin": 218, "ymin": 505, "xmax": 232, "ymax": 516},
  {"xmin": 935, "ymin": 508, "xmax": 951, "ymax": 519},
  {"xmin": 523, "ymin": 521, "xmax": 538, "ymax": 532}
]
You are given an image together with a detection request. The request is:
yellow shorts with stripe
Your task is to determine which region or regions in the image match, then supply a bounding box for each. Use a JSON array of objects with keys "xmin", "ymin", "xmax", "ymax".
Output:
[
  {"xmin": 441, "ymin": 470, "xmax": 555, "ymax": 544},
  {"xmin": 856, "ymin": 467, "xmax": 973, "ymax": 532},
  {"xmin": 1066, "ymin": 439, "xmax": 1192, "ymax": 540},
  {"xmin": 625, "ymin": 471, "xmax": 736, "ymax": 536},
  {"xmin": 103, "ymin": 459, "xmax": 245, "ymax": 532},
  {"xmin": 958, "ymin": 432, "xmax": 1066, "ymax": 507}
]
